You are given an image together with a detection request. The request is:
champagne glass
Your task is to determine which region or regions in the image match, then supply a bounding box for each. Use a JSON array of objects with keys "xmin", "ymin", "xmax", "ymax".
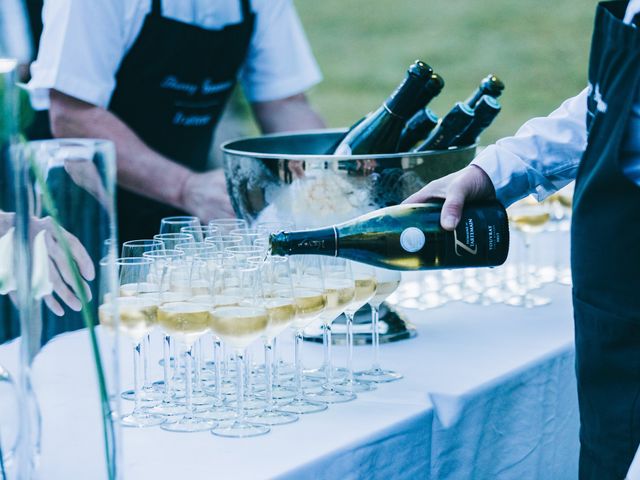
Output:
[
  {"xmin": 99, "ymin": 257, "xmax": 164, "ymax": 427},
  {"xmin": 121, "ymin": 239, "xmax": 164, "ymax": 258},
  {"xmin": 209, "ymin": 218, "xmax": 247, "ymax": 236},
  {"xmin": 154, "ymin": 232, "xmax": 195, "ymax": 250},
  {"xmin": 229, "ymin": 227, "xmax": 267, "ymax": 248},
  {"xmin": 250, "ymin": 256, "xmax": 298, "ymax": 425},
  {"xmin": 335, "ymin": 261, "xmax": 377, "ymax": 395},
  {"xmin": 157, "ymin": 300, "xmax": 216, "ymax": 432},
  {"xmin": 180, "ymin": 225, "xmax": 220, "ymax": 243},
  {"xmin": 210, "ymin": 258, "xmax": 271, "ymax": 437},
  {"xmin": 120, "ymin": 238, "xmax": 165, "ymax": 401},
  {"xmin": 160, "ymin": 216, "xmax": 200, "ymax": 235},
  {"xmin": 279, "ymin": 256, "xmax": 329, "ymax": 415},
  {"xmin": 205, "ymin": 234, "xmax": 243, "ymax": 252},
  {"xmin": 307, "ymin": 257, "xmax": 356, "ymax": 404},
  {"xmin": 355, "ymin": 267, "xmax": 402, "ymax": 382},
  {"xmin": 506, "ymin": 199, "xmax": 552, "ymax": 308}
]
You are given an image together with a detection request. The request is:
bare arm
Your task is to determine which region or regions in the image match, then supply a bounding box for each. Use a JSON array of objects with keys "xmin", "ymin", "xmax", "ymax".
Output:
[
  {"xmin": 49, "ymin": 89, "xmax": 190, "ymax": 209},
  {"xmin": 251, "ymin": 93, "xmax": 325, "ymax": 133},
  {"xmin": 49, "ymin": 90, "xmax": 234, "ymax": 220}
]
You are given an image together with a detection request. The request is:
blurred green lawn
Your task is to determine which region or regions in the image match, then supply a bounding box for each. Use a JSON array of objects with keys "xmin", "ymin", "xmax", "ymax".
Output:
[{"xmin": 291, "ymin": 0, "xmax": 596, "ymax": 144}]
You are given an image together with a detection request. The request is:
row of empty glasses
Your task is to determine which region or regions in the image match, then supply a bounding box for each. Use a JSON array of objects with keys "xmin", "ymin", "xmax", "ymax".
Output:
[
  {"xmin": 389, "ymin": 187, "xmax": 574, "ymax": 310},
  {"xmin": 98, "ymin": 216, "xmax": 403, "ymax": 438}
]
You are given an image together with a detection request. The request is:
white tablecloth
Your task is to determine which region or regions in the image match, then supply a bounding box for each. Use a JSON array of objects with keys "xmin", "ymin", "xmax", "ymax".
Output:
[{"xmin": 0, "ymin": 281, "xmax": 578, "ymax": 479}]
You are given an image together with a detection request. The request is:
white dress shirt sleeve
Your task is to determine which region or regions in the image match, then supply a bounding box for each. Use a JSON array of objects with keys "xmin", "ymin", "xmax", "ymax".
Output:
[
  {"xmin": 471, "ymin": 88, "xmax": 588, "ymax": 207},
  {"xmin": 240, "ymin": 0, "xmax": 322, "ymax": 102},
  {"xmin": 28, "ymin": 0, "xmax": 128, "ymax": 110}
]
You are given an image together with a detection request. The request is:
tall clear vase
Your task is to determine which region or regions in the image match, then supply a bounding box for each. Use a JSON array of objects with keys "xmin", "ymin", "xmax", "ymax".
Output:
[{"xmin": 1, "ymin": 58, "xmax": 122, "ymax": 479}]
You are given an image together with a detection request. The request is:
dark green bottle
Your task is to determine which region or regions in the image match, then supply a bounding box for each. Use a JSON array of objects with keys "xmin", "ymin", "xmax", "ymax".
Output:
[
  {"xmin": 413, "ymin": 102, "xmax": 475, "ymax": 151},
  {"xmin": 453, "ymin": 95, "xmax": 501, "ymax": 147},
  {"xmin": 396, "ymin": 72, "xmax": 445, "ymax": 152},
  {"xmin": 332, "ymin": 60, "xmax": 433, "ymax": 155},
  {"xmin": 269, "ymin": 200, "xmax": 510, "ymax": 271},
  {"xmin": 464, "ymin": 74, "xmax": 505, "ymax": 109},
  {"xmin": 397, "ymin": 108, "xmax": 438, "ymax": 152}
]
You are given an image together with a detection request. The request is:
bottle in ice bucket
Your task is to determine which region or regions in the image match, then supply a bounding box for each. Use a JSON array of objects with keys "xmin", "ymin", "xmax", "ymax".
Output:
[
  {"xmin": 269, "ymin": 200, "xmax": 510, "ymax": 271},
  {"xmin": 413, "ymin": 102, "xmax": 475, "ymax": 151},
  {"xmin": 331, "ymin": 60, "xmax": 434, "ymax": 155},
  {"xmin": 453, "ymin": 95, "xmax": 502, "ymax": 147},
  {"xmin": 464, "ymin": 73, "xmax": 505, "ymax": 109}
]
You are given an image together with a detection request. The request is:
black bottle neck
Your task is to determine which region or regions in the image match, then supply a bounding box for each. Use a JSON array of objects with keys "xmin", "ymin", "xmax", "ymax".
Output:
[
  {"xmin": 270, "ymin": 228, "xmax": 337, "ymax": 256},
  {"xmin": 385, "ymin": 65, "xmax": 433, "ymax": 120}
]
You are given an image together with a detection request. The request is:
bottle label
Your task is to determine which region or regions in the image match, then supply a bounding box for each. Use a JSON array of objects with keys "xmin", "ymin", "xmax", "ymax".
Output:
[
  {"xmin": 453, "ymin": 216, "xmax": 479, "ymax": 257},
  {"xmin": 400, "ymin": 227, "xmax": 426, "ymax": 253}
]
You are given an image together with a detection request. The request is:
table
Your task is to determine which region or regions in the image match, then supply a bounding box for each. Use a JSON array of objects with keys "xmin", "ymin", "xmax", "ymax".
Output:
[{"xmin": 0, "ymin": 280, "xmax": 579, "ymax": 479}]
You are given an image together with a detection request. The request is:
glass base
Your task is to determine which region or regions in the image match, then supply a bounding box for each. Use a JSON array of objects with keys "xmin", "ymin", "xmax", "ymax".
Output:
[
  {"xmin": 121, "ymin": 388, "xmax": 163, "ymax": 402},
  {"xmin": 271, "ymin": 386, "xmax": 296, "ymax": 400},
  {"xmin": 121, "ymin": 411, "xmax": 165, "ymax": 428},
  {"xmin": 147, "ymin": 401, "xmax": 188, "ymax": 416},
  {"xmin": 354, "ymin": 368, "xmax": 403, "ymax": 383},
  {"xmin": 304, "ymin": 366, "xmax": 348, "ymax": 380},
  {"xmin": 160, "ymin": 416, "xmax": 216, "ymax": 433},
  {"xmin": 308, "ymin": 387, "xmax": 356, "ymax": 404},
  {"xmin": 211, "ymin": 420, "xmax": 270, "ymax": 438},
  {"xmin": 196, "ymin": 407, "xmax": 237, "ymax": 422},
  {"xmin": 278, "ymin": 397, "xmax": 328, "ymax": 415},
  {"xmin": 334, "ymin": 379, "xmax": 376, "ymax": 394},
  {"xmin": 505, "ymin": 293, "xmax": 552, "ymax": 308},
  {"xmin": 248, "ymin": 409, "xmax": 298, "ymax": 426}
]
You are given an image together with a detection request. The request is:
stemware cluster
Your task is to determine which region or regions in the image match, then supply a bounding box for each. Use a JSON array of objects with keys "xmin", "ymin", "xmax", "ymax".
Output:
[
  {"xmin": 99, "ymin": 216, "xmax": 403, "ymax": 438},
  {"xmin": 389, "ymin": 187, "xmax": 574, "ymax": 311}
]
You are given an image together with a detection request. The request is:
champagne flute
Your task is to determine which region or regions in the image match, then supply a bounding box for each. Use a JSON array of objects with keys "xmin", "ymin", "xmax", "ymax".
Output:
[
  {"xmin": 180, "ymin": 225, "xmax": 220, "ymax": 243},
  {"xmin": 506, "ymin": 199, "xmax": 552, "ymax": 308},
  {"xmin": 250, "ymin": 256, "xmax": 298, "ymax": 425},
  {"xmin": 354, "ymin": 267, "xmax": 402, "ymax": 382},
  {"xmin": 160, "ymin": 216, "xmax": 199, "ymax": 235},
  {"xmin": 99, "ymin": 257, "xmax": 164, "ymax": 427},
  {"xmin": 120, "ymin": 238, "xmax": 165, "ymax": 401},
  {"xmin": 157, "ymin": 300, "xmax": 216, "ymax": 432},
  {"xmin": 121, "ymin": 239, "xmax": 164, "ymax": 258},
  {"xmin": 279, "ymin": 256, "xmax": 329, "ymax": 415},
  {"xmin": 205, "ymin": 234, "xmax": 243, "ymax": 252},
  {"xmin": 209, "ymin": 218, "xmax": 247, "ymax": 236},
  {"xmin": 307, "ymin": 257, "xmax": 356, "ymax": 404},
  {"xmin": 210, "ymin": 258, "xmax": 271, "ymax": 437},
  {"xmin": 154, "ymin": 232, "xmax": 195, "ymax": 250},
  {"xmin": 335, "ymin": 261, "xmax": 377, "ymax": 395},
  {"xmin": 229, "ymin": 227, "xmax": 267, "ymax": 248}
]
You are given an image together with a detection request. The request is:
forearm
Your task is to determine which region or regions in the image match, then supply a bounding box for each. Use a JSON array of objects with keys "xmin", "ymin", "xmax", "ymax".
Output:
[
  {"xmin": 251, "ymin": 93, "xmax": 325, "ymax": 134},
  {"xmin": 49, "ymin": 90, "xmax": 191, "ymax": 210},
  {"xmin": 472, "ymin": 88, "xmax": 588, "ymax": 207}
]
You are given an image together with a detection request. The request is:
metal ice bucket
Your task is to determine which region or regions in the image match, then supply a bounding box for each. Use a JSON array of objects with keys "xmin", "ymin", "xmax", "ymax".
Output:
[{"xmin": 222, "ymin": 129, "xmax": 476, "ymax": 343}]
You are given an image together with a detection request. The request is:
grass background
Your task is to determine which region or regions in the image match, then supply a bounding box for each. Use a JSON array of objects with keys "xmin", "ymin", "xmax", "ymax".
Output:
[{"xmin": 234, "ymin": 0, "xmax": 596, "ymax": 146}]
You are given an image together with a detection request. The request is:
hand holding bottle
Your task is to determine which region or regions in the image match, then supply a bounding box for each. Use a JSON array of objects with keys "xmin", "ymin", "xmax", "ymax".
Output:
[{"xmin": 402, "ymin": 165, "xmax": 495, "ymax": 230}]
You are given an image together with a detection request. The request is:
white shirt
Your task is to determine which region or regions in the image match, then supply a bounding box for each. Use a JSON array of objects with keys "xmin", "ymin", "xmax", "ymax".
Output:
[
  {"xmin": 0, "ymin": 0, "xmax": 33, "ymax": 63},
  {"xmin": 27, "ymin": 0, "xmax": 322, "ymax": 110},
  {"xmin": 472, "ymin": 0, "xmax": 640, "ymax": 206}
]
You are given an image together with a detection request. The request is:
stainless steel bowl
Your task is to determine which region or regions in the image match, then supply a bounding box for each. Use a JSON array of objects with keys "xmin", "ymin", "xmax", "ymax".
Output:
[{"xmin": 222, "ymin": 129, "xmax": 475, "ymax": 228}]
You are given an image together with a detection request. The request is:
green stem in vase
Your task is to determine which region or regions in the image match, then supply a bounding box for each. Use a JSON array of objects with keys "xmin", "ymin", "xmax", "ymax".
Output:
[{"xmin": 25, "ymin": 139, "xmax": 117, "ymax": 480}]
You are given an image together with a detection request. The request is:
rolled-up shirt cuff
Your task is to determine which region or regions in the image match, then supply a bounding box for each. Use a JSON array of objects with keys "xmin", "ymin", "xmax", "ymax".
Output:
[{"xmin": 471, "ymin": 145, "xmax": 558, "ymax": 208}]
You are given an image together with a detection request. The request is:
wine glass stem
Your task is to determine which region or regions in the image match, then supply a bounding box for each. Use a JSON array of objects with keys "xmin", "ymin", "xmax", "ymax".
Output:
[
  {"xmin": 184, "ymin": 345, "xmax": 194, "ymax": 418},
  {"xmin": 245, "ymin": 350, "xmax": 253, "ymax": 397},
  {"xmin": 371, "ymin": 306, "xmax": 381, "ymax": 371},
  {"xmin": 214, "ymin": 337, "xmax": 223, "ymax": 405},
  {"xmin": 235, "ymin": 351, "xmax": 245, "ymax": 421},
  {"xmin": 194, "ymin": 339, "xmax": 202, "ymax": 392},
  {"xmin": 142, "ymin": 333, "xmax": 151, "ymax": 390},
  {"xmin": 162, "ymin": 334, "xmax": 171, "ymax": 399},
  {"xmin": 294, "ymin": 329, "xmax": 304, "ymax": 401},
  {"xmin": 345, "ymin": 313, "xmax": 354, "ymax": 387},
  {"xmin": 264, "ymin": 341, "xmax": 273, "ymax": 410},
  {"xmin": 523, "ymin": 233, "xmax": 533, "ymax": 298},
  {"xmin": 133, "ymin": 342, "xmax": 142, "ymax": 414},
  {"xmin": 324, "ymin": 322, "xmax": 333, "ymax": 386},
  {"xmin": 272, "ymin": 337, "xmax": 280, "ymax": 387}
]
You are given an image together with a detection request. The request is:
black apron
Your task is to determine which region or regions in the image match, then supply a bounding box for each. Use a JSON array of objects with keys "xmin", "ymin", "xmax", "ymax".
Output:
[
  {"xmin": 571, "ymin": 2, "xmax": 640, "ymax": 478},
  {"xmin": 110, "ymin": 0, "xmax": 255, "ymax": 242}
]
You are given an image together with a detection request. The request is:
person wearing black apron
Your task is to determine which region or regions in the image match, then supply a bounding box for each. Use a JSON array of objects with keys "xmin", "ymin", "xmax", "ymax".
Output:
[
  {"xmin": 405, "ymin": 1, "xmax": 640, "ymax": 476},
  {"xmin": 572, "ymin": 2, "xmax": 640, "ymax": 477}
]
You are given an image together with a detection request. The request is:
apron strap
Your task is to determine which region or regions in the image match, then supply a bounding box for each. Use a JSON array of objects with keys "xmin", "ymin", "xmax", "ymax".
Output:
[
  {"xmin": 151, "ymin": 0, "xmax": 162, "ymax": 17},
  {"xmin": 240, "ymin": 0, "xmax": 252, "ymax": 20}
]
